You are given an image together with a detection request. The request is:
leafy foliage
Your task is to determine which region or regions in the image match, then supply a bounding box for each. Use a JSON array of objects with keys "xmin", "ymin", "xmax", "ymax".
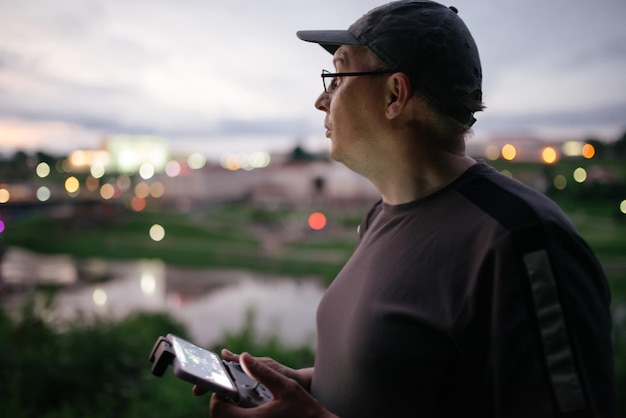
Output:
[
  {"xmin": 0, "ymin": 299, "xmax": 205, "ymax": 418},
  {"xmin": 0, "ymin": 298, "xmax": 315, "ymax": 418}
]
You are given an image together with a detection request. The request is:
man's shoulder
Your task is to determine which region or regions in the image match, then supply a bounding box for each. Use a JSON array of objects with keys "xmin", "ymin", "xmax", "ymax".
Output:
[{"xmin": 457, "ymin": 162, "xmax": 570, "ymax": 232}]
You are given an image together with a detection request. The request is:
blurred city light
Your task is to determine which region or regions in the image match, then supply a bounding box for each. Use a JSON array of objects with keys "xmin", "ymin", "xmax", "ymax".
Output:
[
  {"xmin": 249, "ymin": 151, "xmax": 271, "ymax": 169},
  {"xmin": 85, "ymin": 176, "xmax": 99, "ymax": 192},
  {"xmin": 36, "ymin": 162, "xmax": 51, "ymax": 178},
  {"xmin": 220, "ymin": 152, "xmax": 271, "ymax": 171},
  {"xmin": 139, "ymin": 163, "xmax": 155, "ymax": 180},
  {"xmin": 573, "ymin": 167, "xmax": 587, "ymax": 183},
  {"xmin": 501, "ymin": 144, "xmax": 517, "ymax": 161},
  {"xmin": 221, "ymin": 154, "xmax": 241, "ymax": 171},
  {"xmin": 165, "ymin": 160, "xmax": 182, "ymax": 177},
  {"xmin": 90, "ymin": 162, "xmax": 106, "ymax": 178},
  {"xmin": 56, "ymin": 159, "xmax": 68, "ymax": 173},
  {"xmin": 68, "ymin": 150, "xmax": 110, "ymax": 172},
  {"xmin": 582, "ymin": 144, "xmax": 595, "ymax": 159},
  {"xmin": 149, "ymin": 224, "xmax": 165, "ymax": 241},
  {"xmin": 149, "ymin": 182, "xmax": 165, "ymax": 198},
  {"xmin": 554, "ymin": 175, "xmax": 567, "ymax": 190},
  {"xmin": 93, "ymin": 288, "xmax": 107, "ymax": 306},
  {"xmin": 106, "ymin": 135, "xmax": 168, "ymax": 174},
  {"xmin": 65, "ymin": 176, "xmax": 80, "ymax": 195},
  {"xmin": 135, "ymin": 182, "xmax": 150, "ymax": 199},
  {"xmin": 131, "ymin": 196, "xmax": 146, "ymax": 211},
  {"xmin": 100, "ymin": 183, "xmax": 115, "ymax": 200},
  {"xmin": 541, "ymin": 146, "xmax": 558, "ymax": 164},
  {"xmin": 140, "ymin": 272, "xmax": 157, "ymax": 294},
  {"xmin": 308, "ymin": 212, "xmax": 327, "ymax": 231},
  {"xmin": 117, "ymin": 174, "xmax": 132, "ymax": 191},
  {"xmin": 36, "ymin": 186, "xmax": 51, "ymax": 202},
  {"xmin": 485, "ymin": 144, "xmax": 500, "ymax": 161},
  {"xmin": 562, "ymin": 141, "xmax": 583, "ymax": 157},
  {"xmin": 188, "ymin": 153, "xmax": 206, "ymax": 170},
  {"xmin": 0, "ymin": 188, "xmax": 10, "ymax": 203}
]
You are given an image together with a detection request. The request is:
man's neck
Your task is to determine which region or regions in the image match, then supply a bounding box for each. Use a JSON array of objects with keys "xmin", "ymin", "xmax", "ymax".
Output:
[{"xmin": 371, "ymin": 153, "xmax": 476, "ymax": 205}]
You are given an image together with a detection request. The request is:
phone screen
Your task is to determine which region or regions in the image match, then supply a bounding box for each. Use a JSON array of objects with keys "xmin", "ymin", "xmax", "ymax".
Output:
[{"xmin": 170, "ymin": 336, "xmax": 236, "ymax": 391}]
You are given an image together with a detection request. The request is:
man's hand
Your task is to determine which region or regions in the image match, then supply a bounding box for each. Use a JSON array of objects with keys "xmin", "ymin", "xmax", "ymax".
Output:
[{"xmin": 193, "ymin": 350, "xmax": 335, "ymax": 418}]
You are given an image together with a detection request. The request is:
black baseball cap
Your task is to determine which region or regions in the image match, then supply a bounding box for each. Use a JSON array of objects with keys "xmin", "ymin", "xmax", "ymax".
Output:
[{"xmin": 297, "ymin": 0, "xmax": 482, "ymax": 126}]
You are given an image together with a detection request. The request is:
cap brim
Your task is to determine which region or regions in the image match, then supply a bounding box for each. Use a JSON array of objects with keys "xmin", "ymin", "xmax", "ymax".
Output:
[{"xmin": 296, "ymin": 30, "xmax": 361, "ymax": 54}]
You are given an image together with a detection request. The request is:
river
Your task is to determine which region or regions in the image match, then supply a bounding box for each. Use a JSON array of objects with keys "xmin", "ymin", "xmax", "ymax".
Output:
[{"xmin": 0, "ymin": 247, "xmax": 324, "ymax": 349}]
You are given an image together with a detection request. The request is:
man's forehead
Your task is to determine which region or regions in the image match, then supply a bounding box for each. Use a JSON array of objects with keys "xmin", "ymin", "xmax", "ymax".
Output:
[
  {"xmin": 332, "ymin": 45, "xmax": 369, "ymax": 68},
  {"xmin": 332, "ymin": 47, "xmax": 348, "ymax": 68}
]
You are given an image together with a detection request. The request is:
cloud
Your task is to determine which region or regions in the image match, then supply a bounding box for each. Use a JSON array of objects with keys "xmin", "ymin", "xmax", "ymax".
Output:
[{"xmin": 0, "ymin": 0, "xmax": 624, "ymax": 154}]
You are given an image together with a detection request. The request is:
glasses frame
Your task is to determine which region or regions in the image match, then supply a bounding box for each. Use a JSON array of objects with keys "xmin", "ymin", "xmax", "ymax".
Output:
[{"xmin": 321, "ymin": 69, "xmax": 395, "ymax": 93}]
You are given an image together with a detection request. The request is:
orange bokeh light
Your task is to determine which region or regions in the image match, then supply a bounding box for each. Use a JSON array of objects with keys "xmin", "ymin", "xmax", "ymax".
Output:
[
  {"xmin": 501, "ymin": 144, "xmax": 517, "ymax": 161},
  {"xmin": 308, "ymin": 212, "xmax": 327, "ymax": 231},
  {"xmin": 582, "ymin": 144, "xmax": 595, "ymax": 159},
  {"xmin": 131, "ymin": 196, "xmax": 147, "ymax": 211}
]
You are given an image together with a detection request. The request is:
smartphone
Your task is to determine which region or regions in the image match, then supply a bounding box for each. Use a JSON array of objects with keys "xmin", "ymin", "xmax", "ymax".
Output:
[{"xmin": 149, "ymin": 333, "xmax": 271, "ymax": 408}]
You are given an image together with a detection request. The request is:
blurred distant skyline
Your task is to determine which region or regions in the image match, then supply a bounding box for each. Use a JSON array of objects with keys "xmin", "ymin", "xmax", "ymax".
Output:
[{"xmin": 1, "ymin": 0, "xmax": 625, "ymax": 159}]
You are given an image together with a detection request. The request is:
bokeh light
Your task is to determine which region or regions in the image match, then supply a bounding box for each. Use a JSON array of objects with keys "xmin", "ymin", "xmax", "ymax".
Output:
[
  {"xmin": 165, "ymin": 160, "xmax": 181, "ymax": 177},
  {"xmin": 37, "ymin": 186, "xmax": 51, "ymax": 201},
  {"xmin": 501, "ymin": 144, "xmax": 517, "ymax": 161},
  {"xmin": 582, "ymin": 144, "xmax": 595, "ymax": 159},
  {"xmin": 308, "ymin": 212, "xmax": 327, "ymax": 231},
  {"xmin": 553, "ymin": 175, "xmax": 567, "ymax": 190},
  {"xmin": 573, "ymin": 167, "xmax": 587, "ymax": 183},
  {"xmin": 93, "ymin": 288, "xmax": 107, "ymax": 306},
  {"xmin": 117, "ymin": 174, "xmax": 132, "ymax": 191},
  {"xmin": 221, "ymin": 154, "xmax": 241, "ymax": 171},
  {"xmin": 90, "ymin": 162, "xmax": 105, "ymax": 178},
  {"xmin": 620, "ymin": 200, "xmax": 626, "ymax": 215},
  {"xmin": 249, "ymin": 152, "xmax": 271, "ymax": 169},
  {"xmin": 100, "ymin": 183, "xmax": 115, "ymax": 200},
  {"xmin": 135, "ymin": 182, "xmax": 150, "ymax": 199},
  {"xmin": 0, "ymin": 188, "xmax": 10, "ymax": 203},
  {"xmin": 188, "ymin": 153, "xmax": 206, "ymax": 170},
  {"xmin": 149, "ymin": 224, "xmax": 165, "ymax": 241},
  {"xmin": 150, "ymin": 182, "xmax": 165, "ymax": 198},
  {"xmin": 85, "ymin": 176, "xmax": 100, "ymax": 192},
  {"xmin": 485, "ymin": 144, "xmax": 500, "ymax": 160},
  {"xmin": 131, "ymin": 196, "xmax": 147, "ymax": 211},
  {"xmin": 541, "ymin": 147, "xmax": 558, "ymax": 164},
  {"xmin": 141, "ymin": 272, "xmax": 156, "ymax": 294},
  {"xmin": 0, "ymin": 220, "xmax": 5, "ymax": 234},
  {"xmin": 36, "ymin": 162, "xmax": 51, "ymax": 178},
  {"xmin": 65, "ymin": 176, "xmax": 80, "ymax": 195},
  {"xmin": 139, "ymin": 163, "xmax": 155, "ymax": 180},
  {"xmin": 220, "ymin": 152, "xmax": 271, "ymax": 171}
]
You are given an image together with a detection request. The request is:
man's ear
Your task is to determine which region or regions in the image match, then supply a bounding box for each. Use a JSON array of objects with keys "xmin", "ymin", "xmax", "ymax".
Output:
[{"xmin": 385, "ymin": 72, "xmax": 412, "ymax": 119}]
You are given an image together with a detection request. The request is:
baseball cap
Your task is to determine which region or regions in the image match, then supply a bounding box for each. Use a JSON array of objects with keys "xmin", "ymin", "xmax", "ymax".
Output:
[{"xmin": 297, "ymin": 0, "xmax": 482, "ymax": 126}]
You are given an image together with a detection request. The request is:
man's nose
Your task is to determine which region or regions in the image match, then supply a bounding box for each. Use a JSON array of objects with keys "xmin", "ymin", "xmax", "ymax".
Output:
[{"xmin": 315, "ymin": 91, "xmax": 330, "ymax": 112}]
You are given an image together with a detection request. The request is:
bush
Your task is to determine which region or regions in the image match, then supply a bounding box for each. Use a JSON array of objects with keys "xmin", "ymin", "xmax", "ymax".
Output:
[
  {"xmin": 0, "ymin": 297, "xmax": 315, "ymax": 418},
  {"xmin": 0, "ymin": 296, "xmax": 206, "ymax": 418}
]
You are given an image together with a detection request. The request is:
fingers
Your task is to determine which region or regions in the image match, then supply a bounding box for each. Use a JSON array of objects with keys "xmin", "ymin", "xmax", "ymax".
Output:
[
  {"xmin": 192, "ymin": 385, "xmax": 208, "ymax": 397},
  {"xmin": 240, "ymin": 352, "xmax": 291, "ymax": 397},
  {"xmin": 209, "ymin": 392, "xmax": 244, "ymax": 417},
  {"xmin": 221, "ymin": 348, "xmax": 240, "ymax": 362}
]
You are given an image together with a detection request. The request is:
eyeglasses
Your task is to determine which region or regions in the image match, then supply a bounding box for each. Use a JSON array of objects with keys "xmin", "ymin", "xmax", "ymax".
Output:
[{"xmin": 321, "ymin": 69, "xmax": 395, "ymax": 93}]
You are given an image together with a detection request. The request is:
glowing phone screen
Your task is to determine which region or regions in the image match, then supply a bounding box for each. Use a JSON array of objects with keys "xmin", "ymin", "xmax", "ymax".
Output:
[{"xmin": 171, "ymin": 337, "xmax": 235, "ymax": 391}]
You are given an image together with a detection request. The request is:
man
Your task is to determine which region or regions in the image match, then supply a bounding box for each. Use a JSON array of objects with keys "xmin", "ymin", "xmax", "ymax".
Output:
[{"xmin": 199, "ymin": 1, "xmax": 618, "ymax": 416}]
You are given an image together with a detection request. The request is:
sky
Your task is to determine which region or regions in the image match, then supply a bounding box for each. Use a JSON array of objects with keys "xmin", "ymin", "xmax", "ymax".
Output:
[{"xmin": 1, "ymin": 0, "xmax": 625, "ymax": 159}]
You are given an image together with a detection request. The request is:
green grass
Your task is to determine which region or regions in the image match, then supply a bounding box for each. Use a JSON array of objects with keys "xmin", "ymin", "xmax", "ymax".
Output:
[{"xmin": 3, "ymin": 204, "xmax": 356, "ymax": 283}]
